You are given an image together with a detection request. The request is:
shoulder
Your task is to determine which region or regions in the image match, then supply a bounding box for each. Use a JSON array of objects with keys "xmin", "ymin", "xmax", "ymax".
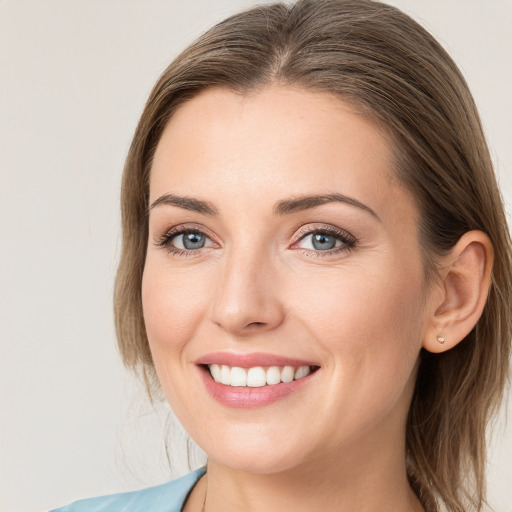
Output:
[{"xmin": 49, "ymin": 467, "xmax": 206, "ymax": 512}]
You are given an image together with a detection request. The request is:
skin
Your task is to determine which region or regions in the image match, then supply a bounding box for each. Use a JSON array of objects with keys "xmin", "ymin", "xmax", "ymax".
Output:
[{"xmin": 142, "ymin": 86, "xmax": 492, "ymax": 511}]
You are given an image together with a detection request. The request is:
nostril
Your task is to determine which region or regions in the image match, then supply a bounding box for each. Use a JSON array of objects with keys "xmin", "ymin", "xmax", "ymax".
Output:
[{"xmin": 246, "ymin": 321, "xmax": 265, "ymax": 328}]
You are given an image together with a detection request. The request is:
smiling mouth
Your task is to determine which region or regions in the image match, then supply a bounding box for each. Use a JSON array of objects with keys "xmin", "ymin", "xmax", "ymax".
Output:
[{"xmin": 205, "ymin": 364, "xmax": 320, "ymax": 388}]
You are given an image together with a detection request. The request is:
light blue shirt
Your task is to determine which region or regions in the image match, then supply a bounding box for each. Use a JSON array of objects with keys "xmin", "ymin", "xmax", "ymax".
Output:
[{"xmin": 49, "ymin": 467, "xmax": 206, "ymax": 512}]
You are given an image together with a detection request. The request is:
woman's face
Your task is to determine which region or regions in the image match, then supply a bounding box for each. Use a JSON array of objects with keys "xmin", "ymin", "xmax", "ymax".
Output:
[{"xmin": 143, "ymin": 86, "xmax": 433, "ymax": 474}]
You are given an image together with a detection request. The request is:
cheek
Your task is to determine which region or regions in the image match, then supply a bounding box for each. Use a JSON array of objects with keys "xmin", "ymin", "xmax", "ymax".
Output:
[
  {"xmin": 141, "ymin": 262, "xmax": 208, "ymax": 365},
  {"xmin": 141, "ymin": 260, "xmax": 214, "ymax": 424},
  {"xmin": 292, "ymin": 261, "xmax": 425, "ymax": 424},
  {"xmin": 296, "ymin": 261, "xmax": 425, "ymax": 345}
]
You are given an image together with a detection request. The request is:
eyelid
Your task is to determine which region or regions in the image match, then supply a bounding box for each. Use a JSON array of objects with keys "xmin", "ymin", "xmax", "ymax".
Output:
[
  {"xmin": 291, "ymin": 223, "xmax": 356, "ymax": 244},
  {"xmin": 290, "ymin": 223, "xmax": 357, "ymax": 254},
  {"xmin": 155, "ymin": 222, "xmax": 216, "ymax": 239},
  {"xmin": 153, "ymin": 222, "xmax": 357, "ymax": 257},
  {"xmin": 154, "ymin": 223, "xmax": 219, "ymax": 251}
]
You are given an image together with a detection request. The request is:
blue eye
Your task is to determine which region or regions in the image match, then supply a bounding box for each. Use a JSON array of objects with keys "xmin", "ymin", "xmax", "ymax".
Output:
[
  {"xmin": 156, "ymin": 225, "xmax": 355, "ymax": 257},
  {"xmin": 298, "ymin": 232, "xmax": 342, "ymax": 251},
  {"xmin": 171, "ymin": 231, "xmax": 212, "ymax": 250},
  {"xmin": 156, "ymin": 227, "xmax": 215, "ymax": 255},
  {"xmin": 312, "ymin": 233, "xmax": 337, "ymax": 250},
  {"xmin": 176, "ymin": 232, "xmax": 207, "ymax": 250},
  {"xmin": 294, "ymin": 227, "xmax": 356, "ymax": 255}
]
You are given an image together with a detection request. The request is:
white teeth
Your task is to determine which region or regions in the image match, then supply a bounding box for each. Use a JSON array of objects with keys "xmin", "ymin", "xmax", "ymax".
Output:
[
  {"xmin": 221, "ymin": 365, "xmax": 231, "ymax": 385},
  {"xmin": 266, "ymin": 366, "xmax": 281, "ymax": 385},
  {"xmin": 210, "ymin": 364, "xmax": 221, "ymax": 382},
  {"xmin": 247, "ymin": 367, "xmax": 266, "ymax": 387},
  {"xmin": 281, "ymin": 366, "xmax": 295, "ymax": 383},
  {"xmin": 294, "ymin": 366, "xmax": 311, "ymax": 379},
  {"xmin": 230, "ymin": 367, "xmax": 247, "ymax": 387},
  {"xmin": 208, "ymin": 364, "xmax": 315, "ymax": 387}
]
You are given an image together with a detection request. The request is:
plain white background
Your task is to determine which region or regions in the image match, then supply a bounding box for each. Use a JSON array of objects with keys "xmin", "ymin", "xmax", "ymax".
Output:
[{"xmin": 1, "ymin": 1, "xmax": 511, "ymax": 511}]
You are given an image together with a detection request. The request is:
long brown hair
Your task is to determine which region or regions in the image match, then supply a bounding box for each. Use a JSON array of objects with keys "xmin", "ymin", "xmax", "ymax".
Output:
[{"xmin": 114, "ymin": 1, "xmax": 512, "ymax": 510}]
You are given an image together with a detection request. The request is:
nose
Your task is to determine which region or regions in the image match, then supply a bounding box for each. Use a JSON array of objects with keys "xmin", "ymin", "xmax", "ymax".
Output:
[{"xmin": 209, "ymin": 247, "xmax": 285, "ymax": 337}]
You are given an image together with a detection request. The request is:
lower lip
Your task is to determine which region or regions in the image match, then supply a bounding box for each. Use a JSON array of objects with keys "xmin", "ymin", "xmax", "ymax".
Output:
[{"xmin": 198, "ymin": 366, "xmax": 318, "ymax": 408}]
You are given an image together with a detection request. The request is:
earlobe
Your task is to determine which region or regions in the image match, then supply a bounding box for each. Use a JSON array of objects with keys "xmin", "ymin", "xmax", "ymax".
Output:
[{"xmin": 422, "ymin": 231, "xmax": 494, "ymax": 354}]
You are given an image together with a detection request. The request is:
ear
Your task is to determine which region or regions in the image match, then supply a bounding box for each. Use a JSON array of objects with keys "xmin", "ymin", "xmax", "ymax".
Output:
[{"xmin": 422, "ymin": 230, "xmax": 494, "ymax": 354}]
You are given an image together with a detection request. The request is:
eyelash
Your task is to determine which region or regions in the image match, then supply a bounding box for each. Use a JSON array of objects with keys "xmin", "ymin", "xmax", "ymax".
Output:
[
  {"xmin": 154, "ymin": 224, "xmax": 357, "ymax": 258},
  {"xmin": 155, "ymin": 225, "xmax": 213, "ymax": 258},
  {"xmin": 292, "ymin": 224, "xmax": 357, "ymax": 257}
]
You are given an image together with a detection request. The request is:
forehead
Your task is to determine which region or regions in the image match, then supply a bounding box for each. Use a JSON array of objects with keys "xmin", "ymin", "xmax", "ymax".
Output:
[{"xmin": 150, "ymin": 86, "xmax": 415, "ymax": 226}]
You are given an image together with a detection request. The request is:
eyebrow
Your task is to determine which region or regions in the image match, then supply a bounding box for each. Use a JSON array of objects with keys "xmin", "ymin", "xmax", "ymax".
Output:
[
  {"xmin": 149, "ymin": 193, "xmax": 219, "ymax": 215},
  {"xmin": 149, "ymin": 192, "xmax": 379, "ymax": 221},
  {"xmin": 274, "ymin": 193, "xmax": 380, "ymax": 220}
]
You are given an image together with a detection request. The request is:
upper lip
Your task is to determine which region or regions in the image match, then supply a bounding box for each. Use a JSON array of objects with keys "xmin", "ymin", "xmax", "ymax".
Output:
[{"xmin": 194, "ymin": 352, "xmax": 319, "ymax": 368}]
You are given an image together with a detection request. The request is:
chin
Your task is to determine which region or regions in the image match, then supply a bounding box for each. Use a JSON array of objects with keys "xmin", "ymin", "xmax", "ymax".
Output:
[
  {"xmin": 194, "ymin": 427, "xmax": 311, "ymax": 475},
  {"xmin": 209, "ymin": 450, "xmax": 307, "ymax": 475}
]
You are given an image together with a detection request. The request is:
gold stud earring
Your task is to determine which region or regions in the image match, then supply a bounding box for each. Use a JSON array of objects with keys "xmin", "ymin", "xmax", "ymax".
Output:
[{"xmin": 437, "ymin": 335, "xmax": 445, "ymax": 344}]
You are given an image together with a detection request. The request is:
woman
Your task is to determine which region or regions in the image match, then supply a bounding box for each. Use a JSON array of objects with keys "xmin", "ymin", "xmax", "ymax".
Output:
[{"xmin": 51, "ymin": 0, "xmax": 511, "ymax": 511}]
